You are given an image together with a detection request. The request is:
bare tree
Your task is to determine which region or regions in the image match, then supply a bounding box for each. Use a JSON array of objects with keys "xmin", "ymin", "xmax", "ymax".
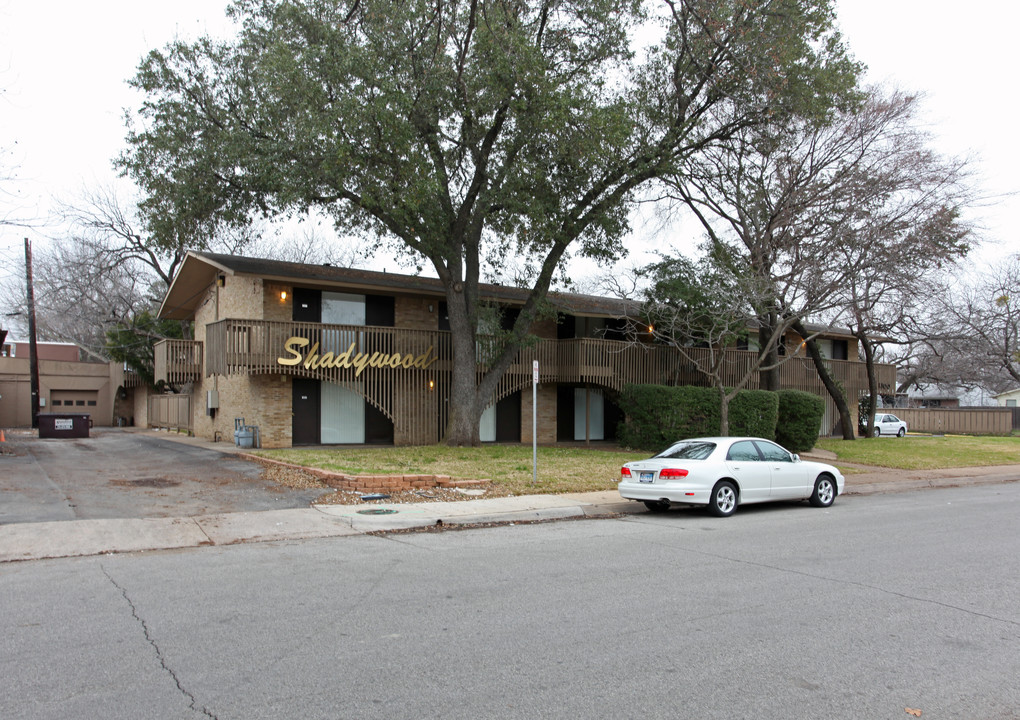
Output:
[
  {"xmin": 910, "ymin": 255, "xmax": 1020, "ymax": 394},
  {"xmin": 2, "ymin": 187, "xmax": 374, "ymax": 365},
  {"xmin": 663, "ymin": 88, "xmax": 973, "ymax": 438}
]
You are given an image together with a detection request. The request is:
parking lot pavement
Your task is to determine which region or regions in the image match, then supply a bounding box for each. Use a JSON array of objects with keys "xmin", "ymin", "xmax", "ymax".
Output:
[{"xmin": 0, "ymin": 429, "xmax": 330, "ymax": 525}]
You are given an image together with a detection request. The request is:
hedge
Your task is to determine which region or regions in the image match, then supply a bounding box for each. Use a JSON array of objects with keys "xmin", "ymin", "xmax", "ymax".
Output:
[
  {"xmin": 617, "ymin": 384, "xmax": 719, "ymax": 452},
  {"xmin": 729, "ymin": 389, "xmax": 779, "ymax": 439},
  {"xmin": 775, "ymin": 389, "xmax": 825, "ymax": 452},
  {"xmin": 618, "ymin": 384, "xmax": 781, "ymax": 452}
]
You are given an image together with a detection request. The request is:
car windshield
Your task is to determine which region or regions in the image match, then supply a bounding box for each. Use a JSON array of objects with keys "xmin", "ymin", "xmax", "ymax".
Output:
[{"xmin": 654, "ymin": 441, "xmax": 716, "ymax": 460}]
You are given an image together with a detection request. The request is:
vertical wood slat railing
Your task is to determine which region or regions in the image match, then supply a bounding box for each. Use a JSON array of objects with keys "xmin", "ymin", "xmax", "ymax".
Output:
[
  {"xmin": 204, "ymin": 318, "xmax": 895, "ymax": 398},
  {"xmin": 153, "ymin": 339, "xmax": 203, "ymax": 385}
]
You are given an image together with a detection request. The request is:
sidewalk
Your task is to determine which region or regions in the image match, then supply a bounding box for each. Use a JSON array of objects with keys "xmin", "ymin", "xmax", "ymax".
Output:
[
  {"xmin": 1, "ymin": 429, "xmax": 1017, "ymax": 563},
  {"xmin": 0, "ymin": 490, "xmax": 642, "ymax": 563}
]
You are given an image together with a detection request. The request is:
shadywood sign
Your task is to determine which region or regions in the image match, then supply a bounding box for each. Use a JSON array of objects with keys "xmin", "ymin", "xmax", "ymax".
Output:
[{"xmin": 276, "ymin": 337, "xmax": 439, "ymax": 377}]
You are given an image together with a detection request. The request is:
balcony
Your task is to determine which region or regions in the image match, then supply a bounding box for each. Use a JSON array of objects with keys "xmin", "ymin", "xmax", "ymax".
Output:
[
  {"xmin": 204, "ymin": 318, "xmax": 895, "ymax": 396},
  {"xmin": 153, "ymin": 339, "xmax": 203, "ymax": 385}
]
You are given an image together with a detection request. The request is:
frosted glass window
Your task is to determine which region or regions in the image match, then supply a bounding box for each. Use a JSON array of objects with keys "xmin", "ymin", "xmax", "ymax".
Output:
[
  {"xmin": 321, "ymin": 382, "xmax": 365, "ymax": 444},
  {"xmin": 573, "ymin": 388, "xmax": 604, "ymax": 440},
  {"xmin": 479, "ymin": 403, "xmax": 497, "ymax": 442},
  {"xmin": 322, "ymin": 292, "xmax": 365, "ymax": 353}
]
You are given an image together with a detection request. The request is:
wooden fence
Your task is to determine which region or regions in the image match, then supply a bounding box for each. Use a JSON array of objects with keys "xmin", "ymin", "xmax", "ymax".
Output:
[
  {"xmin": 892, "ymin": 408, "xmax": 1013, "ymax": 436},
  {"xmin": 153, "ymin": 339, "xmax": 203, "ymax": 385},
  {"xmin": 147, "ymin": 394, "xmax": 192, "ymax": 433}
]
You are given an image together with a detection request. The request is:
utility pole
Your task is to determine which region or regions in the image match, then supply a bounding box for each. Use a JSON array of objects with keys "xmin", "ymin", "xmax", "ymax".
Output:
[{"xmin": 25, "ymin": 238, "xmax": 41, "ymax": 429}]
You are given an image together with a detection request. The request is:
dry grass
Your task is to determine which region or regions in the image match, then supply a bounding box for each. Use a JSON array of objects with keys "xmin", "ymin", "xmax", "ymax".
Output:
[{"xmin": 254, "ymin": 445, "xmax": 648, "ymax": 495}]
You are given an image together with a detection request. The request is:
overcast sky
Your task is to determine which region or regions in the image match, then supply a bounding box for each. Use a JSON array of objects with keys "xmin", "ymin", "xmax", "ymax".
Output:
[{"xmin": 1, "ymin": 1, "xmax": 1017, "ymax": 280}]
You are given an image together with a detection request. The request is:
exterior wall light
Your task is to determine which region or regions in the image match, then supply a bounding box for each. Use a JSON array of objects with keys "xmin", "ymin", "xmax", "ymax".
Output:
[
  {"xmin": 648, "ymin": 324, "xmax": 654, "ymax": 333},
  {"xmin": 428, "ymin": 379, "xmax": 435, "ymax": 391},
  {"xmin": 281, "ymin": 290, "xmax": 288, "ymax": 301}
]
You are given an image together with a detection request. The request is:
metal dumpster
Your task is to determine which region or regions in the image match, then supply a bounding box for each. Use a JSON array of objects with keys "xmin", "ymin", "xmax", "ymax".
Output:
[{"xmin": 38, "ymin": 413, "xmax": 92, "ymax": 439}]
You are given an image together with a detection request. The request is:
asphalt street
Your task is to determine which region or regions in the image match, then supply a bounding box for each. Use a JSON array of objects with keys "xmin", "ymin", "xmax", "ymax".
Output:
[{"xmin": 1, "ymin": 483, "xmax": 1017, "ymax": 720}]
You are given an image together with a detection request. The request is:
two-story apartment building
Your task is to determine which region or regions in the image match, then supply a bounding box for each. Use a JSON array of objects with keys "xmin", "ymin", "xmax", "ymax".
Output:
[{"xmin": 154, "ymin": 252, "xmax": 896, "ymax": 447}]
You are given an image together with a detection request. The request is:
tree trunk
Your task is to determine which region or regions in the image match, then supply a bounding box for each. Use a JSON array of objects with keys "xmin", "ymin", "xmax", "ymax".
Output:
[
  {"xmin": 718, "ymin": 385, "xmax": 730, "ymax": 436},
  {"xmin": 758, "ymin": 316, "xmax": 780, "ymax": 391},
  {"xmin": 793, "ymin": 320, "xmax": 856, "ymax": 440},
  {"xmin": 857, "ymin": 330, "xmax": 880, "ymax": 439},
  {"xmin": 441, "ymin": 283, "xmax": 482, "ymax": 446}
]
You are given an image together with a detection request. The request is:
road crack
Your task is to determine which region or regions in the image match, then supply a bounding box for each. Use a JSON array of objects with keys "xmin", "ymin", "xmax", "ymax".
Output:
[{"xmin": 101, "ymin": 565, "xmax": 218, "ymax": 719}]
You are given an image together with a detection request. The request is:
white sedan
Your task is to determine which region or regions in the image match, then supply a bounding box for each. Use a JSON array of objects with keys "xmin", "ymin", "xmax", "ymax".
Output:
[
  {"xmin": 618, "ymin": 437, "xmax": 845, "ymax": 517},
  {"xmin": 872, "ymin": 413, "xmax": 908, "ymax": 437}
]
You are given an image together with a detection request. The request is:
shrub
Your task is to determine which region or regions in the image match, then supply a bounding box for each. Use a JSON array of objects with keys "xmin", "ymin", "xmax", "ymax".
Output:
[
  {"xmin": 729, "ymin": 390, "xmax": 779, "ymax": 439},
  {"xmin": 775, "ymin": 389, "xmax": 825, "ymax": 452},
  {"xmin": 618, "ymin": 384, "xmax": 719, "ymax": 452}
]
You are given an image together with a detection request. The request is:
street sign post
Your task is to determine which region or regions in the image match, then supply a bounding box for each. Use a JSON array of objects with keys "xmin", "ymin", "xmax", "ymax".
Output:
[{"xmin": 532, "ymin": 360, "xmax": 539, "ymax": 485}]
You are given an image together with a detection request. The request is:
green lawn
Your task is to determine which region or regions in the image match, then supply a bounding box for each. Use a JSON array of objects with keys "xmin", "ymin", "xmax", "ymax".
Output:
[
  {"xmin": 814, "ymin": 435, "xmax": 1020, "ymax": 470},
  {"xmin": 254, "ymin": 445, "xmax": 649, "ymax": 495},
  {"xmin": 255, "ymin": 435, "xmax": 1020, "ymax": 495}
]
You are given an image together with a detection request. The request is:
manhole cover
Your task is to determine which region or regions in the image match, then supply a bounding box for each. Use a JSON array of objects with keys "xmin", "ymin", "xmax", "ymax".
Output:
[
  {"xmin": 111, "ymin": 478, "xmax": 181, "ymax": 488},
  {"xmin": 357, "ymin": 508, "xmax": 398, "ymax": 515}
]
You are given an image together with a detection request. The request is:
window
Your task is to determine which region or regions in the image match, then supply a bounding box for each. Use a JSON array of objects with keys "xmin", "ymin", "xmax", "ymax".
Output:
[
  {"xmin": 656, "ymin": 441, "xmax": 716, "ymax": 460},
  {"xmin": 1007, "ymin": 399, "xmax": 1017, "ymax": 407},
  {"xmin": 87, "ymin": 400, "xmax": 97, "ymax": 406},
  {"xmin": 76, "ymin": 400, "xmax": 85, "ymax": 406},
  {"xmin": 755, "ymin": 441, "xmax": 793, "ymax": 462},
  {"xmin": 726, "ymin": 441, "xmax": 762, "ymax": 462},
  {"xmin": 831, "ymin": 339, "xmax": 849, "ymax": 360}
]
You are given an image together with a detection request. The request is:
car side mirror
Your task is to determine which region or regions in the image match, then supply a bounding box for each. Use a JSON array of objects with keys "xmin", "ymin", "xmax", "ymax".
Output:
[{"xmin": 791, "ymin": 453, "xmax": 801, "ymax": 463}]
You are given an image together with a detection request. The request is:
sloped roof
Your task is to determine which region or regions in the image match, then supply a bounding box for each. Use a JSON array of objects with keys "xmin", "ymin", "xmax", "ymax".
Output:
[{"xmin": 159, "ymin": 251, "xmax": 636, "ymax": 320}]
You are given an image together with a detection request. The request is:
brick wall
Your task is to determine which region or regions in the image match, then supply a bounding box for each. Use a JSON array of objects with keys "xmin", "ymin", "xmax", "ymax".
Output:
[
  {"xmin": 521, "ymin": 384, "xmax": 557, "ymax": 444},
  {"xmin": 264, "ymin": 282, "xmax": 292, "ymax": 321},
  {"xmin": 192, "ymin": 373, "xmax": 294, "ymax": 448},
  {"xmin": 395, "ymin": 295, "xmax": 438, "ymax": 329}
]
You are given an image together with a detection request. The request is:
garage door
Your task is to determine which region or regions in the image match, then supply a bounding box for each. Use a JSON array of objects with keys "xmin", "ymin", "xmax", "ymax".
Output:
[{"xmin": 50, "ymin": 390, "xmax": 99, "ymax": 409}]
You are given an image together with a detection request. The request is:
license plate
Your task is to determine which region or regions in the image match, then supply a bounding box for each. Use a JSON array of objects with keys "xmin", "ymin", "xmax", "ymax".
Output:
[{"xmin": 639, "ymin": 472, "xmax": 654, "ymax": 483}]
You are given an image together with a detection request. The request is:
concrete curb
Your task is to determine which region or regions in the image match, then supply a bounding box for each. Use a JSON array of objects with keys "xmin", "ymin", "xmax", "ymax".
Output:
[{"xmin": 0, "ymin": 494, "xmax": 638, "ymax": 563}]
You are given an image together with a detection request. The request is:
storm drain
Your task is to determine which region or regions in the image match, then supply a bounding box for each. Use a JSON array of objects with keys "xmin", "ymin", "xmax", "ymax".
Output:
[{"xmin": 357, "ymin": 508, "xmax": 399, "ymax": 515}]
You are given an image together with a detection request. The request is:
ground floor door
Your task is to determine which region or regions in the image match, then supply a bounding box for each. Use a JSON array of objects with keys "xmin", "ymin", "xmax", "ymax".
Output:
[{"xmin": 292, "ymin": 378, "xmax": 320, "ymax": 445}]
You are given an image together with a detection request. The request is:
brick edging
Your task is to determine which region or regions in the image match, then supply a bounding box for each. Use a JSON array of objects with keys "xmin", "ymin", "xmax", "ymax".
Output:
[{"xmin": 238, "ymin": 452, "xmax": 489, "ymax": 493}]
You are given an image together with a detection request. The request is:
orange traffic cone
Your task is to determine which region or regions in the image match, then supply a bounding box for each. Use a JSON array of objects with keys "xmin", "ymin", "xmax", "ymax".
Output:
[{"xmin": 0, "ymin": 430, "xmax": 6, "ymax": 442}]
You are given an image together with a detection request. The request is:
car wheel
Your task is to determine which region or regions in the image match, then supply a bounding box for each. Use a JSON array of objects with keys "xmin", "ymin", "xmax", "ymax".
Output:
[
  {"xmin": 643, "ymin": 500, "xmax": 670, "ymax": 512},
  {"xmin": 809, "ymin": 474, "xmax": 837, "ymax": 508},
  {"xmin": 708, "ymin": 481, "xmax": 738, "ymax": 517},
  {"xmin": 897, "ymin": 427, "xmax": 906, "ymax": 437},
  {"xmin": 872, "ymin": 426, "xmax": 881, "ymax": 437}
]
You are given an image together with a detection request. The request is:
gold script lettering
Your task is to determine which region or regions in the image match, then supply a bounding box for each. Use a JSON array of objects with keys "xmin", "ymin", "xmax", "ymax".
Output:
[
  {"xmin": 277, "ymin": 337, "xmax": 440, "ymax": 376},
  {"xmin": 277, "ymin": 337, "xmax": 309, "ymax": 366}
]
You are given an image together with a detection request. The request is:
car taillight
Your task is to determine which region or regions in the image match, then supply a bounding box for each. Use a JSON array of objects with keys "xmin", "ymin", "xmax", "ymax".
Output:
[
  {"xmin": 659, "ymin": 468, "xmax": 689, "ymax": 478},
  {"xmin": 621, "ymin": 467, "xmax": 632, "ymax": 478}
]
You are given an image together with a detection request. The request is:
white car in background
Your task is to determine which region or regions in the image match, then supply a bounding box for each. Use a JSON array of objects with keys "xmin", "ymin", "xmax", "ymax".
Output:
[
  {"xmin": 618, "ymin": 437, "xmax": 845, "ymax": 517},
  {"xmin": 872, "ymin": 413, "xmax": 908, "ymax": 437}
]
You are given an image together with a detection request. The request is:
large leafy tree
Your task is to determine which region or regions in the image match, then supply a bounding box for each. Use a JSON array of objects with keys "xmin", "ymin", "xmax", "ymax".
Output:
[{"xmin": 120, "ymin": 0, "xmax": 860, "ymax": 444}]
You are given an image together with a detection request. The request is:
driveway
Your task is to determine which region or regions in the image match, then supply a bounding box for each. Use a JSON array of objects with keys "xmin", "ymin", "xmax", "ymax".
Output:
[{"xmin": 0, "ymin": 429, "xmax": 329, "ymax": 524}]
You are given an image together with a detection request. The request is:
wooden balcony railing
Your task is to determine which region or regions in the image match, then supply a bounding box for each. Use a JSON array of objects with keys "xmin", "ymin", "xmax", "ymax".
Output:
[
  {"xmin": 204, "ymin": 318, "xmax": 895, "ymax": 398},
  {"xmin": 153, "ymin": 339, "xmax": 203, "ymax": 385}
]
